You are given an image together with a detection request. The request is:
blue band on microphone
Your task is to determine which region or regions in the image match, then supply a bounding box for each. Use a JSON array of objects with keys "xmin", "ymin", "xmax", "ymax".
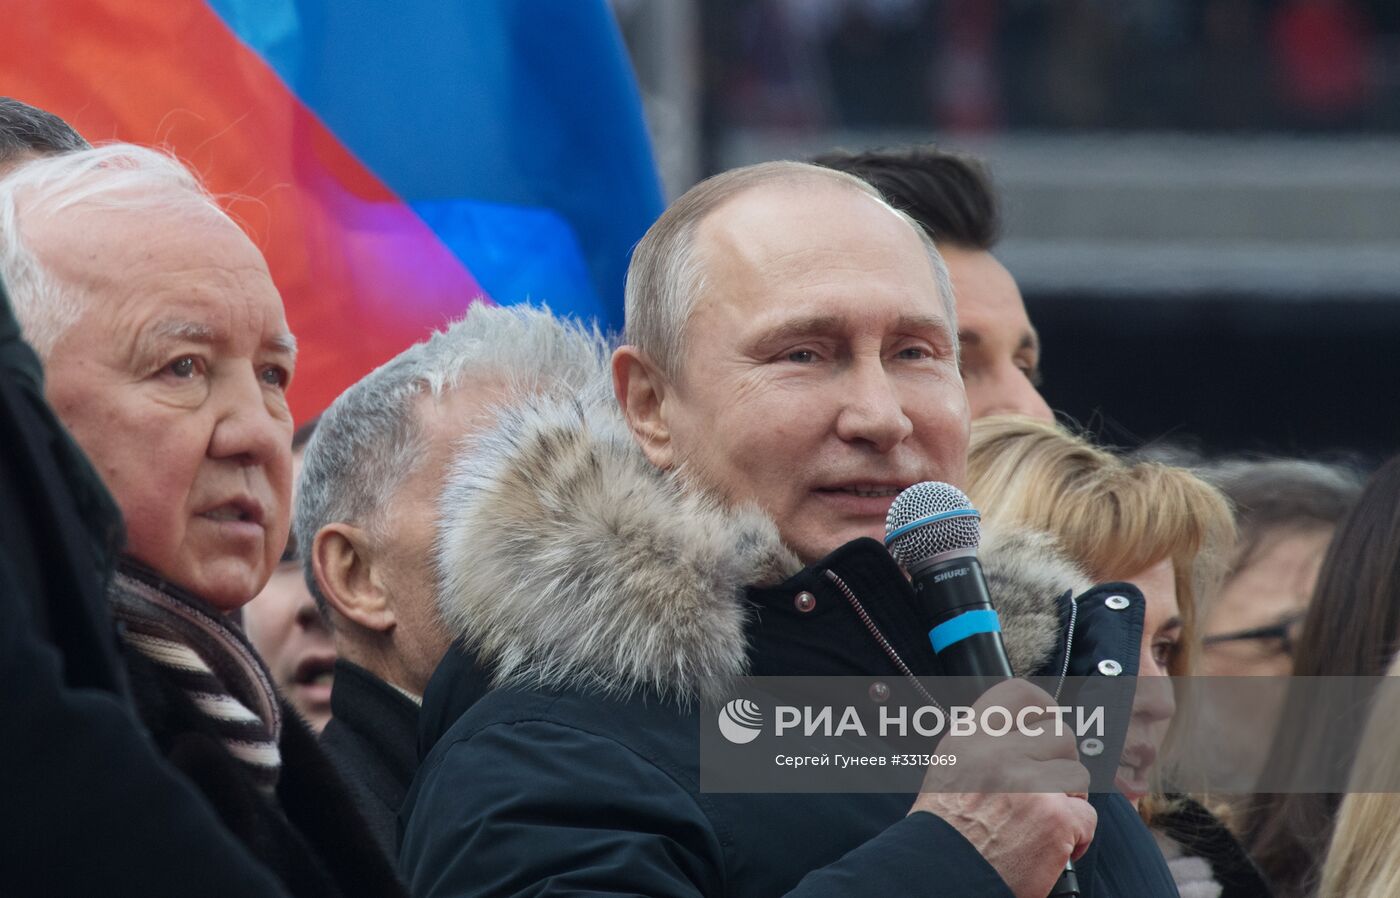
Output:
[
  {"xmin": 884, "ymin": 508, "xmax": 981, "ymax": 547},
  {"xmin": 929, "ymin": 608, "xmax": 1002, "ymax": 654}
]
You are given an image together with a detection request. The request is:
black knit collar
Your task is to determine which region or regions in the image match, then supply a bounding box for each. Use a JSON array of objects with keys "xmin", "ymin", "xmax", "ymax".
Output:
[{"xmin": 328, "ymin": 658, "xmax": 421, "ymax": 785}]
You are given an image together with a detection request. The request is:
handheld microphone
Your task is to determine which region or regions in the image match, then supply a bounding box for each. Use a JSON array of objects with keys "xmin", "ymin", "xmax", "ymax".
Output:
[
  {"xmin": 885, "ymin": 481, "xmax": 1081, "ymax": 898},
  {"xmin": 884, "ymin": 481, "xmax": 1011, "ymax": 690}
]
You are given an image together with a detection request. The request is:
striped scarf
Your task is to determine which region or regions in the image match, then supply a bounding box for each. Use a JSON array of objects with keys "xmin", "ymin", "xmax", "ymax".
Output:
[{"xmin": 109, "ymin": 560, "xmax": 283, "ymax": 792}]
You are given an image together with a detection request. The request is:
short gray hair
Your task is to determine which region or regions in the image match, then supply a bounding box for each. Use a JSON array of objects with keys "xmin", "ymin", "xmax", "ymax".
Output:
[
  {"xmin": 0, "ymin": 97, "xmax": 90, "ymax": 170},
  {"xmin": 623, "ymin": 160, "xmax": 956, "ymax": 378},
  {"xmin": 294, "ymin": 303, "xmax": 610, "ymax": 619},
  {"xmin": 0, "ymin": 142, "xmax": 225, "ymax": 356}
]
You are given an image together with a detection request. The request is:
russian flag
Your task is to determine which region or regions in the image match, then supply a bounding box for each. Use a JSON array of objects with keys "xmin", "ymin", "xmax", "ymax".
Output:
[{"xmin": 3, "ymin": 0, "xmax": 664, "ymax": 420}]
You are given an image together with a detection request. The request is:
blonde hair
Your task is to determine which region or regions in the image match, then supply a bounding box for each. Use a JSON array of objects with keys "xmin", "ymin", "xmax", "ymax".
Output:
[
  {"xmin": 968, "ymin": 417, "xmax": 1237, "ymax": 823},
  {"xmin": 1318, "ymin": 654, "xmax": 1400, "ymax": 898},
  {"xmin": 967, "ymin": 416, "xmax": 1235, "ymax": 678}
]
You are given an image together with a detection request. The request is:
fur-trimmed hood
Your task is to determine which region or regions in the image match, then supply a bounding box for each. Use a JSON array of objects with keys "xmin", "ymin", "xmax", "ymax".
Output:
[
  {"xmin": 980, "ymin": 525, "xmax": 1093, "ymax": 676},
  {"xmin": 435, "ymin": 391, "xmax": 1093, "ymax": 702}
]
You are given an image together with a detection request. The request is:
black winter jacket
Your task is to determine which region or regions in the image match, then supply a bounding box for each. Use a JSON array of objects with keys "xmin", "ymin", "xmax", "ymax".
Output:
[
  {"xmin": 2, "ymin": 282, "xmax": 294, "ymax": 896},
  {"xmin": 1, "ymin": 280, "xmax": 403, "ymax": 897},
  {"xmin": 399, "ymin": 393, "xmax": 1178, "ymax": 897},
  {"xmin": 124, "ymin": 645, "xmax": 407, "ymax": 897}
]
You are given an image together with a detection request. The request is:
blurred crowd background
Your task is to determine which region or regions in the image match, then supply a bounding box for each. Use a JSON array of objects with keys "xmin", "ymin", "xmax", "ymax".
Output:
[
  {"xmin": 616, "ymin": 0, "xmax": 1400, "ymax": 461},
  {"xmin": 698, "ymin": 0, "xmax": 1400, "ymax": 134}
]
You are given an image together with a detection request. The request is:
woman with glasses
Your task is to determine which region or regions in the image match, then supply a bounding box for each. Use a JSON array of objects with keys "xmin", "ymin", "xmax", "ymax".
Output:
[
  {"xmin": 1198, "ymin": 459, "xmax": 1362, "ymax": 679},
  {"xmin": 1243, "ymin": 454, "xmax": 1400, "ymax": 898}
]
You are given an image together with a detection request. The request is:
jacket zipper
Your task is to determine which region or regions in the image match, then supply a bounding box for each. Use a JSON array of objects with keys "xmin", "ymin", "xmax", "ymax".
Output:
[
  {"xmin": 825, "ymin": 572, "xmax": 1081, "ymax": 705},
  {"xmin": 823, "ymin": 569, "xmax": 941, "ymax": 709},
  {"xmin": 1053, "ymin": 593, "xmax": 1078, "ymax": 702}
]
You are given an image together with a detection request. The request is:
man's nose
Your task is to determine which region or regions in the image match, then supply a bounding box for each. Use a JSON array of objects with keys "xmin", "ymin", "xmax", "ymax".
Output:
[
  {"xmin": 834, "ymin": 357, "xmax": 914, "ymax": 452},
  {"xmin": 209, "ymin": 365, "xmax": 291, "ymax": 467}
]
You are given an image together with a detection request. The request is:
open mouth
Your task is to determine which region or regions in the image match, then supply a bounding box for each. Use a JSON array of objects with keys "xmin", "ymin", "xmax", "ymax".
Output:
[
  {"xmin": 199, "ymin": 497, "xmax": 265, "ymax": 527},
  {"xmin": 203, "ymin": 507, "xmax": 255, "ymax": 523},
  {"xmin": 293, "ymin": 656, "xmax": 335, "ymax": 696}
]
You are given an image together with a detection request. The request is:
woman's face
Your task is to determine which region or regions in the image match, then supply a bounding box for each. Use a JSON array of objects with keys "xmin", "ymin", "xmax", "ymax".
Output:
[{"xmin": 1115, "ymin": 559, "xmax": 1181, "ymax": 806}]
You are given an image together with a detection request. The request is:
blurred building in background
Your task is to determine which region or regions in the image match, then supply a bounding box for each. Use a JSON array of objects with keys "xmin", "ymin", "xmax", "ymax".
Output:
[{"xmin": 615, "ymin": 0, "xmax": 1400, "ymax": 461}]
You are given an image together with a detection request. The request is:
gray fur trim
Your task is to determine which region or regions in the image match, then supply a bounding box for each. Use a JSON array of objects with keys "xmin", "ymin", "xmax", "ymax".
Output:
[
  {"xmin": 980, "ymin": 526, "xmax": 1094, "ymax": 676},
  {"xmin": 434, "ymin": 393, "xmax": 800, "ymax": 705},
  {"xmin": 435, "ymin": 386, "xmax": 1094, "ymax": 702}
]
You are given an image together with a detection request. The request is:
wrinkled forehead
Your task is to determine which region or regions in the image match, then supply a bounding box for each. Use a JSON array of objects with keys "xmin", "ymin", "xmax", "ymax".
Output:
[
  {"xmin": 23, "ymin": 188, "xmax": 240, "ymax": 277},
  {"xmin": 35, "ymin": 197, "xmax": 288, "ymax": 345}
]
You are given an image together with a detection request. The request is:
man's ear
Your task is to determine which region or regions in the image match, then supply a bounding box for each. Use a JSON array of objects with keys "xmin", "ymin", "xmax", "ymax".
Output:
[
  {"xmin": 312, "ymin": 523, "xmax": 396, "ymax": 633},
  {"xmin": 612, "ymin": 345, "xmax": 675, "ymax": 470}
]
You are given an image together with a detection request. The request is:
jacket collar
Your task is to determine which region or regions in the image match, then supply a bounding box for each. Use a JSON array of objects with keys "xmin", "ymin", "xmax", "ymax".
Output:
[
  {"xmin": 435, "ymin": 392, "xmax": 1095, "ymax": 705},
  {"xmin": 327, "ymin": 658, "xmax": 420, "ymax": 787}
]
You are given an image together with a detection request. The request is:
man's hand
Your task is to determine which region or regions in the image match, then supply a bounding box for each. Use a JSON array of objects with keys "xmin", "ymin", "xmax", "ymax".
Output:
[{"xmin": 909, "ymin": 679, "xmax": 1097, "ymax": 898}]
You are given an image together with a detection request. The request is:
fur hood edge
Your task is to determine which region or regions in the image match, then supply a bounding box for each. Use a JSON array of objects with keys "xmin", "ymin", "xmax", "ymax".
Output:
[{"xmin": 434, "ymin": 393, "xmax": 1093, "ymax": 701}]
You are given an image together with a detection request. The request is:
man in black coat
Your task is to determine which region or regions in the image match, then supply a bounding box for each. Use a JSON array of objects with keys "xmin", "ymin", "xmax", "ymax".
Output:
[
  {"xmin": 0, "ymin": 276, "xmax": 305, "ymax": 896},
  {"xmin": 400, "ymin": 163, "xmax": 1179, "ymax": 897},
  {"xmin": 1, "ymin": 129, "xmax": 402, "ymax": 897},
  {"xmin": 297, "ymin": 303, "xmax": 608, "ymax": 860},
  {"xmin": 0, "ymin": 95, "xmax": 307, "ymax": 897}
]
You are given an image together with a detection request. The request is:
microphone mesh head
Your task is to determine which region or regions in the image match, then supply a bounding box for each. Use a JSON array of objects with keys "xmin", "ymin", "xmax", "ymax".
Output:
[{"xmin": 884, "ymin": 481, "xmax": 982, "ymax": 566}]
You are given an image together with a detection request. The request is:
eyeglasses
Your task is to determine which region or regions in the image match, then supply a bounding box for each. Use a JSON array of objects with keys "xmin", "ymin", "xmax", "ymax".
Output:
[{"xmin": 1202, "ymin": 611, "xmax": 1306, "ymax": 659}]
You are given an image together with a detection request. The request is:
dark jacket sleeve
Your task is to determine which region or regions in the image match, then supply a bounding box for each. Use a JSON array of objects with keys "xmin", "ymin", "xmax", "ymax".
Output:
[
  {"xmin": 0, "ymin": 560, "xmax": 292, "ymax": 897},
  {"xmin": 400, "ymin": 720, "xmax": 1012, "ymax": 898}
]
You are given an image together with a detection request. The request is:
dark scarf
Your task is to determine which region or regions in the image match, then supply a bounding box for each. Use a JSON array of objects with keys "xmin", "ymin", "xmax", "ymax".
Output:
[{"xmin": 108, "ymin": 560, "xmax": 282, "ymax": 792}]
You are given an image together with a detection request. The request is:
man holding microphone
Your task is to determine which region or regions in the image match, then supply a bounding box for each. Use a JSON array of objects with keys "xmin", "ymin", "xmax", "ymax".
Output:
[{"xmin": 400, "ymin": 162, "xmax": 1175, "ymax": 897}]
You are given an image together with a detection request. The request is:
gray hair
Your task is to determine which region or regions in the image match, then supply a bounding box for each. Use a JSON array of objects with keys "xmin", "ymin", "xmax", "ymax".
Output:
[
  {"xmin": 0, "ymin": 142, "xmax": 225, "ymax": 356},
  {"xmin": 0, "ymin": 97, "xmax": 90, "ymax": 170},
  {"xmin": 1198, "ymin": 457, "xmax": 1365, "ymax": 571},
  {"xmin": 623, "ymin": 160, "xmax": 956, "ymax": 379},
  {"xmin": 294, "ymin": 302, "xmax": 611, "ymax": 620}
]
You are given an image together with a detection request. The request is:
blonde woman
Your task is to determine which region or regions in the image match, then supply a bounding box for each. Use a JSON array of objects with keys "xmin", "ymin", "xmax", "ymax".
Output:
[
  {"xmin": 1319, "ymin": 652, "xmax": 1400, "ymax": 898},
  {"xmin": 967, "ymin": 416, "xmax": 1269, "ymax": 898}
]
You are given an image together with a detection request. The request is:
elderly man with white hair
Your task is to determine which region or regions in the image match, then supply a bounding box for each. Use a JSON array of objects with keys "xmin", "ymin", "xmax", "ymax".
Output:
[
  {"xmin": 401, "ymin": 162, "xmax": 1178, "ymax": 897},
  {"xmin": 294, "ymin": 302, "xmax": 607, "ymax": 861},
  {"xmin": 0, "ymin": 143, "xmax": 401, "ymax": 897}
]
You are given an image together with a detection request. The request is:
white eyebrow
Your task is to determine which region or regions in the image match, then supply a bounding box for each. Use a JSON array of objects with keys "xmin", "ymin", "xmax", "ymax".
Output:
[
  {"xmin": 269, "ymin": 332, "xmax": 298, "ymax": 359},
  {"xmin": 143, "ymin": 319, "xmax": 297, "ymax": 361},
  {"xmin": 149, "ymin": 319, "xmax": 217, "ymax": 343}
]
